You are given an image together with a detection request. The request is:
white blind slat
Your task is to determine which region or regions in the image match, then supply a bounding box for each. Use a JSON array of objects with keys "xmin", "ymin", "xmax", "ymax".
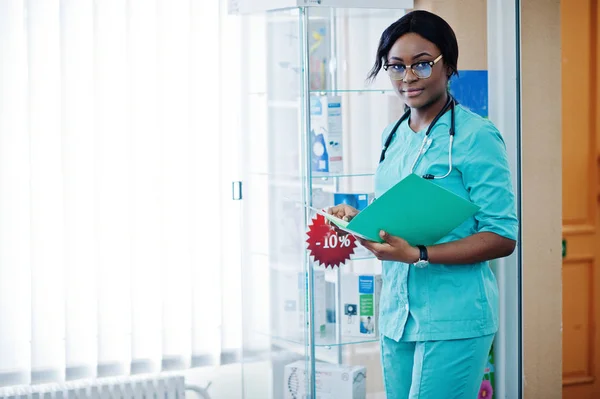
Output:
[
  {"xmin": 28, "ymin": 0, "xmax": 65, "ymax": 383},
  {"xmin": 95, "ymin": 0, "xmax": 132, "ymax": 376},
  {"xmin": 0, "ymin": 0, "xmax": 32, "ymax": 386},
  {"xmin": 62, "ymin": 0, "xmax": 97, "ymax": 379},
  {"xmin": 190, "ymin": 0, "xmax": 224, "ymax": 361},
  {"xmin": 129, "ymin": 0, "xmax": 163, "ymax": 374},
  {"xmin": 157, "ymin": 0, "xmax": 193, "ymax": 368}
]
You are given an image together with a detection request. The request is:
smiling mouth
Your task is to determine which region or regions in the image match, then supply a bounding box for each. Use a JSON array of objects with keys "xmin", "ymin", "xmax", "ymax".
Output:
[{"xmin": 401, "ymin": 88, "xmax": 424, "ymax": 97}]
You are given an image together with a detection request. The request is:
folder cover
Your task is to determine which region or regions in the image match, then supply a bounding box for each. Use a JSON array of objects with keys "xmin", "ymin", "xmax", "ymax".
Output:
[{"xmin": 312, "ymin": 174, "xmax": 480, "ymax": 245}]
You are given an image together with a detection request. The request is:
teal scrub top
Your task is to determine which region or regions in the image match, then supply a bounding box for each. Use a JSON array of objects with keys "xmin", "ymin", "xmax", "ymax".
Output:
[{"xmin": 374, "ymin": 104, "xmax": 518, "ymax": 342}]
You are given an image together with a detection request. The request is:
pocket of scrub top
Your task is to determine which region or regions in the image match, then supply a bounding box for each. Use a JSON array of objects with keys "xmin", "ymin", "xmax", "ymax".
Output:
[
  {"xmin": 412, "ymin": 136, "xmax": 449, "ymax": 175},
  {"xmin": 427, "ymin": 264, "xmax": 484, "ymax": 321}
]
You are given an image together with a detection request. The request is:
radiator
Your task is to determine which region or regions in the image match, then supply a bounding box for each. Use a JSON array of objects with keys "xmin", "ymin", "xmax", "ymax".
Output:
[{"xmin": 0, "ymin": 374, "xmax": 186, "ymax": 399}]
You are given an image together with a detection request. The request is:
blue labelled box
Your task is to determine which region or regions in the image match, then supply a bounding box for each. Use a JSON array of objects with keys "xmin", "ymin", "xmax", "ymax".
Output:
[{"xmin": 334, "ymin": 193, "xmax": 372, "ymax": 211}]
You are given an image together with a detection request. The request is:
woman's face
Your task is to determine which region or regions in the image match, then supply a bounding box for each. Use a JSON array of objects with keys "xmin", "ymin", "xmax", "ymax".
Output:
[{"xmin": 386, "ymin": 33, "xmax": 449, "ymax": 109}]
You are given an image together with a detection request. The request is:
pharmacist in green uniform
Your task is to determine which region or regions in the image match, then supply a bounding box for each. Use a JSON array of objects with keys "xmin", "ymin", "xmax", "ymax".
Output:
[{"xmin": 327, "ymin": 10, "xmax": 518, "ymax": 399}]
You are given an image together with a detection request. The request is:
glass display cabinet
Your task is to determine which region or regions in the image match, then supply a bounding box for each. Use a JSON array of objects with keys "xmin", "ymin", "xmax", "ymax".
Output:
[{"xmin": 231, "ymin": 1, "xmax": 521, "ymax": 398}]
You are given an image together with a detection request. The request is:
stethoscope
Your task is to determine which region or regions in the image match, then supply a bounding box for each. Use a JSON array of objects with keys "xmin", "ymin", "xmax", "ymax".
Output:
[{"xmin": 379, "ymin": 94, "xmax": 457, "ymax": 180}]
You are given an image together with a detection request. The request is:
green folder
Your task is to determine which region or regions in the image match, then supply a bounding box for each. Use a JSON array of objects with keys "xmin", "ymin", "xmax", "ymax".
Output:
[{"xmin": 312, "ymin": 173, "xmax": 480, "ymax": 245}]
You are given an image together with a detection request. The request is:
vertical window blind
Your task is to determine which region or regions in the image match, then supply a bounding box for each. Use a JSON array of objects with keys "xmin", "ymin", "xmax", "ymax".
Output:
[{"xmin": 0, "ymin": 0, "xmax": 243, "ymax": 387}]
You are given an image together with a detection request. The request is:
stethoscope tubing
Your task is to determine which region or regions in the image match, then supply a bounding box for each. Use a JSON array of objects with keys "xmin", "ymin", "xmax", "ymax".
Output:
[{"xmin": 379, "ymin": 95, "xmax": 456, "ymax": 180}]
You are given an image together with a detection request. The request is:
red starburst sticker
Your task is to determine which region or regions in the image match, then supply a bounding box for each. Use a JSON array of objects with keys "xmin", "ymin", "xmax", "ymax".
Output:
[{"xmin": 306, "ymin": 213, "xmax": 357, "ymax": 268}]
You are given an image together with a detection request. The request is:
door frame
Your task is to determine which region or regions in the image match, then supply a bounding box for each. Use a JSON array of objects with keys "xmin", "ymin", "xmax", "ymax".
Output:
[{"xmin": 487, "ymin": 0, "xmax": 523, "ymax": 397}]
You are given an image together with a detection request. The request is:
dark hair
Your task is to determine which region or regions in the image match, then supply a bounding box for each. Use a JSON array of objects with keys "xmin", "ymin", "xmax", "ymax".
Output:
[{"xmin": 367, "ymin": 10, "xmax": 459, "ymax": 82}]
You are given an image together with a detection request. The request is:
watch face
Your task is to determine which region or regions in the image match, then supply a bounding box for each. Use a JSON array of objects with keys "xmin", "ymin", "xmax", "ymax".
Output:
[{"xmin": 414, "ymin": 260, "xmax": 428, "ymax": 268}]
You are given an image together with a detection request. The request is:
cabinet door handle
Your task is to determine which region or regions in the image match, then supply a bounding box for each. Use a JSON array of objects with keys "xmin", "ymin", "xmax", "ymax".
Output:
[{"xmin": 232, "ymin": 181, "xmax": 243, "ymax": 200}]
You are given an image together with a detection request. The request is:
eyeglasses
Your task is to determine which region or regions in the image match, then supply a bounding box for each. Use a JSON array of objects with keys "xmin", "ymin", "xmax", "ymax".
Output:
[{"xmin": 383, "ymin": 54, "xmax": 443, "ymax": 80}]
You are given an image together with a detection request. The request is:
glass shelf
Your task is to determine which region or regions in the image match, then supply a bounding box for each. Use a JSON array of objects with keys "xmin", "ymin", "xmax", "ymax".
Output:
[
  {"xmin": 256, "ymin": 324, "xmax": 379, "ymax": 349},
  {"xmin": 311, "ymin": 171, "xmax": 376, "ymax": 179},
  {"xmin": 350, "ymin": 254, "xmax": 376, "ymax": 261},
  {"xmin": 250, "ymin": 250, "xmax": 376, "ymax": 263},
  {"xmin": 249, "ymin": 171, "xmax": 376, "ymax": 179},
  {"xmin": 248, "ymin": 89, "xmax": 394, "ymax": 97},
  {"xmin": 310, "ymin": 89, "xmax": 395, "ymax": 95}
]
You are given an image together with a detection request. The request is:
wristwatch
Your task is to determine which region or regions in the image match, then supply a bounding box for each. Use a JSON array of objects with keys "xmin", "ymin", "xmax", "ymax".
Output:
[{"xmin": 413, "ymin": 245, "xmax": 429, "ymax": 268}]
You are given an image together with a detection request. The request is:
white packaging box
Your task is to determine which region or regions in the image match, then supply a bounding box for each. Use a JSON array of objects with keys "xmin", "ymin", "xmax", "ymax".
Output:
[
  {"xmin": 283, "ymin": 360, "xmax": 367, "ymax": 399},
  {"xmin": 340, "ymin": 274, "xmax": 382, "ymax": 338},
  {"xmin": 279, "ymin": 269, "xmax": 327, "ymax": 338},
  {"xmin": 310, "ymin": 95, "xmax": 343, "ymax": 175}
]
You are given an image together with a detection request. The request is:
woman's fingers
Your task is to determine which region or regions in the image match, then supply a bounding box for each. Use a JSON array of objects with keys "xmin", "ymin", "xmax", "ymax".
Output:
[{"xmin": 327, "ymin": 204, "xmax": 359, "ymax": 220}]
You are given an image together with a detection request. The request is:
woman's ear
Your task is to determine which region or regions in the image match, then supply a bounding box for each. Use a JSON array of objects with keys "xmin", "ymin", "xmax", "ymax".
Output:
[{"xmin": 445, "ymin": 65, "xmax": 453, "ymax": 78}]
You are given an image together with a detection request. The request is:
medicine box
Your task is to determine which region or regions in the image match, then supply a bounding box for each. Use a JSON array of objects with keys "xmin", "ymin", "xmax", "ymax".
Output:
[
  {"xmin": 340, "ymin": 274, "xmax": 382, "ymax": 338},
  {"xmin": 310, "ymin": 95, "xmax": 343, "ymax": 175},
  {"xmin": 283, "ymin": 360, "xmax": 366, "ymax": 399},
  {"xmin": 333, "ymin": 193, "xmax": 373, "ymax": 211}
]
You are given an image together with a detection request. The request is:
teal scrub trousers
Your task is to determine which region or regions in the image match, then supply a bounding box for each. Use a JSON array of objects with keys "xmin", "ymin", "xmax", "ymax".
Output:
[{"xmin": 380, "ymin": 333, "xmax": 495, "ymax": 399}]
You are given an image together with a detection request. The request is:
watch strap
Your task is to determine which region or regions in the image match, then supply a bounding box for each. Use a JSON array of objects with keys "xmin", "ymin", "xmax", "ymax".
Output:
[{"xmin": 416, "ymin": 245, "xmax": 428, "ymax": 262}]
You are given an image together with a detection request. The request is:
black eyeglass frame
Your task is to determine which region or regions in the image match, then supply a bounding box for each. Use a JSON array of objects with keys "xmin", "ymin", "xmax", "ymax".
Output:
[{"xmin": 383, "ymin": 54, "xmax": 444, "ymax": 80}]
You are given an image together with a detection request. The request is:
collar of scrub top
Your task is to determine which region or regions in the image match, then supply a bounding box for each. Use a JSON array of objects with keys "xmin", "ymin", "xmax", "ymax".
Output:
[{"xmin": 379, "ymin": 94, "xmax": 457, "ymax": 180}]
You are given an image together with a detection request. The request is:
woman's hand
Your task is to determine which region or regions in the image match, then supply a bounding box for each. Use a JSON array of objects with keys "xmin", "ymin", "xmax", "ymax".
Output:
[
  {"xmin": 359, "ymin": 230, "xmax": 420, "ymax": 263},
  {"xmin": 326, "ymin": 204, "xmax": 359, "ymax": 235},
  {"xmin": 327, "ymin": 204, "xmax": 359, "ymax": 221}
]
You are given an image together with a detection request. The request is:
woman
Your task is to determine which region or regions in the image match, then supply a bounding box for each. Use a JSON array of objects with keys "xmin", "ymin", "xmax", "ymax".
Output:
[{"xmin": 327, "ymin": 10, "xmax": 518, "ymax": 399}]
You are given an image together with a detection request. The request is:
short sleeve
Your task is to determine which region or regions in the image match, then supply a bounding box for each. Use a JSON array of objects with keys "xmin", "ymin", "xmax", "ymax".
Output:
[{"xmin": 461, "ymin": 122, "xmax": 519, "ymax": 241}]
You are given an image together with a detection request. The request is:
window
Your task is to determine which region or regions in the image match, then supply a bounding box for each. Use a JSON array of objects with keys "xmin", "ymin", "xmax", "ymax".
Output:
[{"xmin": 0, "ymin": 0, "xmax": 246, "ymax": 386}]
